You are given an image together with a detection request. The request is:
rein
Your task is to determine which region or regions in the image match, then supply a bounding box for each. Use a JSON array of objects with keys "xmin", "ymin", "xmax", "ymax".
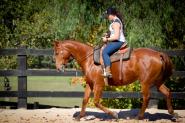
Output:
[{"xmin": 77, "ymin": 51, "xmax": 93, "ymax": 64}]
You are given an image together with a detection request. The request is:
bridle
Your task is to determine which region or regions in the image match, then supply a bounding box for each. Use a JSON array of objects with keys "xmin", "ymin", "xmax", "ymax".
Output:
[{"xmin": 54, "ymin": 45, "xmax": 94, "ymax": 66}]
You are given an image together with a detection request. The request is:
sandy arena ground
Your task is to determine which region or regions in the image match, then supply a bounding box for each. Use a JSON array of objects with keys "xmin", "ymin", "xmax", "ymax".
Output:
[{"xmin": 0, "ymin": 108, "xmax": 184, "ymax": 123}]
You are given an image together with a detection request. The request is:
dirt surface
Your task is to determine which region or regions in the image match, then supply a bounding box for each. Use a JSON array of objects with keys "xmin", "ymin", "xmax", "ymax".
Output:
[{"xmin": 0, "ymin": 108, "xmax": 184, "ymax": 123}]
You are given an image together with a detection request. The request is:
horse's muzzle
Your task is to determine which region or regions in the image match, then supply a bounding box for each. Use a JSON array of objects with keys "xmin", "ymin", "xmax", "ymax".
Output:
[{"xmin": 57, "ymin": 64, "xmax": 65, "ymax": 72}]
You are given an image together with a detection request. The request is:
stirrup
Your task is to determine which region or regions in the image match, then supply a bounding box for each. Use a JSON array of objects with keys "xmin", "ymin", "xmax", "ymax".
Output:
[{"xmin": 102, "ymin": 72, "xmax": 112, "ymax": 78}]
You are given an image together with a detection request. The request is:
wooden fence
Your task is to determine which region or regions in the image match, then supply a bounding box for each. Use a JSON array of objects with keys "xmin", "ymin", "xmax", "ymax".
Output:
[{"xmin": 0, "ymin": 46, "xmax": 185, "ymax": 109}]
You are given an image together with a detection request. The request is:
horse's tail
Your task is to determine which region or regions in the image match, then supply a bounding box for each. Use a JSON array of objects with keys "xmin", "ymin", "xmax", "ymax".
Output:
[{"xmin": 160, "ymin": 52, "xmax": 173, "ymax": 81}]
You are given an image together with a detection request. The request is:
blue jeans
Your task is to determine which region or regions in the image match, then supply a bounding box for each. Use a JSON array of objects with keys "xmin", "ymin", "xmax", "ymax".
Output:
[{"xmin": 102, "ymin": 41, "xmax": 124, "ymax": 67}]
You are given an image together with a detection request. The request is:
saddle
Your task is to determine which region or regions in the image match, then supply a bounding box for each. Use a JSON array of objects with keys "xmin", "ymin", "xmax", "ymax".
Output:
[{"xmin": 93, "ymin": 43, "xmax": 132, "ymax": 80}]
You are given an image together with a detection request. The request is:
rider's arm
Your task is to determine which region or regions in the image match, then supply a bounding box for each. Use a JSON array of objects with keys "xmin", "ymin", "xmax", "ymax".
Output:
[{"xmin": 107, "ymin": 22, "xmax": 120, "ymax": 41}]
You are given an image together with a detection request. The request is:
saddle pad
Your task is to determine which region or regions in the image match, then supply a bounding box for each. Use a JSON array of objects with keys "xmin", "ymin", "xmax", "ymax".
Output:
[
  {"xmin": 93, "ymin": 46, "xmax": 132, "ymax": 65},
  {"xmin": 93, "ymin": 45, "xmax": 101, "ymax": 65},
  {"xmin": 111, "ymin": 47, "xmax": 132, "ymax": 63}
]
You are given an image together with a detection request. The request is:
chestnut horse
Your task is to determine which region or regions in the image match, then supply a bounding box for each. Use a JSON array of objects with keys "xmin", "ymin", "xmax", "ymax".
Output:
[{"xmin": 53, "ymin": 40, "xmax": 174, "ymax": 120}]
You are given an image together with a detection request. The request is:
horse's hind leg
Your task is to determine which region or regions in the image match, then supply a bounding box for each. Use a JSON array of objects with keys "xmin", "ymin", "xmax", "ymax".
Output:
[
  {"xmin": 156, "ymin": 84, "xmax": 174, "ymax": 114},
  {"xmin": 93, "ymin": 84, "xmax": 118, "ymax": 119},
  {"xmin": 75, "ymin": 84, "xmax": 92, "ymax": 121}
]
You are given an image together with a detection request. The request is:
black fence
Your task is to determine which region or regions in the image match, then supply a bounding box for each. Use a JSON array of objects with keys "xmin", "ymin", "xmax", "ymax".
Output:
[{"xmin": 0, "ymin": 46, "xmax": 185, "ymax": 109}]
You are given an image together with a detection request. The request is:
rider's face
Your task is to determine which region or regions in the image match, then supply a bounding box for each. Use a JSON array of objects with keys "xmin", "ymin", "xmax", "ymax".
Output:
[{"xmin": 107, "ymin": 14, "xmax": 114, "ymax": 21}]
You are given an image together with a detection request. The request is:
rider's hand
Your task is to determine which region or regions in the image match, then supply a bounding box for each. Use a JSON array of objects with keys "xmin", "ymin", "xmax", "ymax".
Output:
[
  {"xmin": 102, "ymin": 37, "xmax": 108, "ymax": 43},
  {"xmin": 103, "ymin": 33, "xmax": 108, "ymax": 37}
]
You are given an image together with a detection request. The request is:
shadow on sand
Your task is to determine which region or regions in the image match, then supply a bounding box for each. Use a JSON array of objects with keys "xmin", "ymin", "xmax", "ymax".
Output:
[{"xmin": 73, "ymin": 109, "xmax": 175, "ymax": 121}]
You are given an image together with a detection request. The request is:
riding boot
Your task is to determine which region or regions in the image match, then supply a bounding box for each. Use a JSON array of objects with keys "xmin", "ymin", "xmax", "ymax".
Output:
[{"xmin": 102, "ymin": 66, "xmax": 112, "ymax": 78}]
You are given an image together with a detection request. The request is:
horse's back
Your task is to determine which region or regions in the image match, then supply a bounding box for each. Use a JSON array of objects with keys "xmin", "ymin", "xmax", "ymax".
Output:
[
  {"xmin": 110, "ymin": 48, "xmax": 168, "ymax": 86},
  {"xmin": 133, "ymin": 48, "xmax": 161, "ymax": 56},
  {"xmin": 132, "ymin": 47, "xmax": 164, "ymax": 70}
]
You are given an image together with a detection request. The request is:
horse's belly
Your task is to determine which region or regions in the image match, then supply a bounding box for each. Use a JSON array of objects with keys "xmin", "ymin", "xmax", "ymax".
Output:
[
  {"xmin": 108, "ymin": 74, "xmax": 138, "ymax": 86},
  {"xmin": 108, "ymin": 80, "xmax": 132, "ymax": 86}
]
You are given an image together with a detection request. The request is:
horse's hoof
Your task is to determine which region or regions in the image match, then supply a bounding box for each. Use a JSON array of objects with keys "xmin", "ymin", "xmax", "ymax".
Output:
[
  {"xmin": 112, "ymin": 111, "xmax": 119, "ymax": 119},
  {"xmin": 135, "ymin": 115, "xmax": 144, "ymax": 120},
  {"xmin": 74, "ymin": 115, "xmax": 81, "ymax": 121},
  {"xmin": 171, "ymin": 112, "xmax": 179, "ymax": 122},
  {"xmin": 172, "ymin": 112, "xmax": 179, "ymax": 118}
]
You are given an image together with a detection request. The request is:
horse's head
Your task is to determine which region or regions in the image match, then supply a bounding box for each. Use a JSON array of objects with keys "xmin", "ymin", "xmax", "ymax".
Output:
[{"xmin": 53, "ymin": 41, "xmax": 72, "ymax": 72}]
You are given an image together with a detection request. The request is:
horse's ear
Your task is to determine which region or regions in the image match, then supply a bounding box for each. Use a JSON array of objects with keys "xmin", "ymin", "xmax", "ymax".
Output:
[{"xmin": 54, "ymin": 41, "xmax": 60, "ymax": 48}]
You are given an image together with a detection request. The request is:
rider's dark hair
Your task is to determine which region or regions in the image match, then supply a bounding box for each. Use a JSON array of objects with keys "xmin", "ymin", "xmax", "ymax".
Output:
[{"xmin": 106, "ymin": 7, "xmax": 124, "ymax": 25}]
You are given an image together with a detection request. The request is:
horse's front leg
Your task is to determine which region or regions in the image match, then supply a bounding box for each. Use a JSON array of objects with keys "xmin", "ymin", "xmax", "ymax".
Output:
[
  {"xmin": 75, "ymin": 83, "xmax": 92, "ymax": 121},
  {"xmin": 93, "ymin": 83, "xmax": 118, "ymax": 119}
]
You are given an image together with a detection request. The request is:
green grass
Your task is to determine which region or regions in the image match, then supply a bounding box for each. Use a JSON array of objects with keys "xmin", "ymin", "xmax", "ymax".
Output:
[{"xmin": 0, "ymin": 76, "xmax": 84, "ymax": 107}]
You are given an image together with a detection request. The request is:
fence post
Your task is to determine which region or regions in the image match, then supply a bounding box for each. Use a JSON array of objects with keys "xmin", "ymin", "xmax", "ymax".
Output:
[{"xmin": 17, "ymin": 46, "xmax": 27, "ymax": 108}]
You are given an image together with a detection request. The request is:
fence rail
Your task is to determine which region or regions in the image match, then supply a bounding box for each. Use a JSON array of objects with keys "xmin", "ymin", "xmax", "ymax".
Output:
[
  {"xmin": 0, "ymin": 91, "xmax": 185, "ymax": 99},
  {"xmin": 0, "ymin": 69, "xmax": 185, "ymax": 77},
  {"xmin": 0, "ymin": 69, "xmax": 83, "ymax": 76},
  {"xmin": 0, "ymin": 46, "xmax": 185, "ymax": 108}
]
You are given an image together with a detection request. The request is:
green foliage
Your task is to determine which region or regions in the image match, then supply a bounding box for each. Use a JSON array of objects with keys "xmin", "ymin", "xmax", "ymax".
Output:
[
  {"xmin": 1, "ymin": 0, "xmax": 184, "ymax": 48},
  {"xmin": 0, "ymin": 56, "xmax": 17, "ymax": 69},
  {"xmin": 101, "ymin": 81, "xmax": 141, "ymax": 109},
  {"xmin": 122, "ymin": 0, "xmax": 172, "ymax": 48},
  {"xmin": 86, "ymin": 81, "xmax": 141, "ymax": 109}
]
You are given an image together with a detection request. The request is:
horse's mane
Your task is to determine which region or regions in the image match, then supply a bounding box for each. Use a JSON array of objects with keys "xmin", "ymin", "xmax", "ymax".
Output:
[{"xmin": 56, "ymin": 39, "xmax": 93, "ymax": 49}]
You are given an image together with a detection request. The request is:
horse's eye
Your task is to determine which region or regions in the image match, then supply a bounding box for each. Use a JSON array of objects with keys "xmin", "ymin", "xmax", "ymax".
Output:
[{"xmin": 55, "ymin": 53, "xmax": 59, "ymax": 55}]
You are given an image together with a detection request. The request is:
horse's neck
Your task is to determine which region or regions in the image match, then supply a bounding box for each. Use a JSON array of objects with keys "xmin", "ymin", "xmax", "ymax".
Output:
[{"xmin": 65, "ymin": 41, "xmax": 93, "ymax": 68}]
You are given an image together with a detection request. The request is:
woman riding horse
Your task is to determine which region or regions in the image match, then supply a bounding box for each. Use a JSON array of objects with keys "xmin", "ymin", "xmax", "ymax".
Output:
[
  {"xmin": 54, "ymin": 40, "xmax": 176, "ymax": 121},
  {"xmin": 102, "ymin": 7, "xmax": 126, "ymax": 78}
]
